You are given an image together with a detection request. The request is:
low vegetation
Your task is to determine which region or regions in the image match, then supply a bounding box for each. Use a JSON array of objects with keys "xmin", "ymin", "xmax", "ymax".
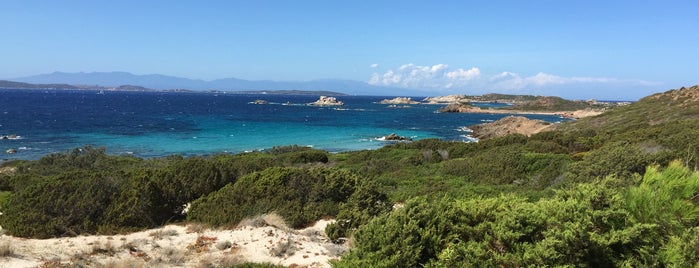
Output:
[{"xmin": 1, "ymin": 86, "xmax": 698, "ymax": 266}]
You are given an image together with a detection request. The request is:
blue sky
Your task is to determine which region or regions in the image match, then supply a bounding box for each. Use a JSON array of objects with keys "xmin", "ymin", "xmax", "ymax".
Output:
[{"xmin": 1, "ymin": 1, "xmax": 697, "ymax": 99}]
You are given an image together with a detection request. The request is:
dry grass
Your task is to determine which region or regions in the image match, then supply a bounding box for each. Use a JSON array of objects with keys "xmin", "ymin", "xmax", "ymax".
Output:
[
  {"xmin": 37, "ymin": 259, "xmax": 72, "ymax": 268},
  {"xmin": 99, "ymin": 259, "xmax": 147, "ymax": 268},
  {"xmin": 269, "ymin": 235, "xmax": 296, "ymax": 257},
  {"xmin": 218, "ymin": 253, "xmax": 246, "ymax": 267},
  {"xmin": 153, "ymin": 246, "xmax": 185, "ymax": 265},
  {"xmin": 90, "ymin": 239, "xmax": 117, "ymax": 256},
  {"xmin": 148, "ymin": 228, "xmax": 179, "ymax": 240},
  {"xmin": 187, "ymin": 235, "xmax": 218, "ymax": 253},
  {"xmin": 186, "ymin": 223, "xmax": 206, "ymax": 234},
  {"xmin": 0, "ymin": 240, "xmax": 14, "ymax": 257},
  {"xmin": 238, "ymin": 213, "xmax": 289, "ymax": 230}
]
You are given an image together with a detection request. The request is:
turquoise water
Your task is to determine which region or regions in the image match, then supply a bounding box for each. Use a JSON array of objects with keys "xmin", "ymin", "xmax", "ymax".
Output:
[{"xmin": 0, "ymin": 89, "xmax": 566, "ymax": 160}]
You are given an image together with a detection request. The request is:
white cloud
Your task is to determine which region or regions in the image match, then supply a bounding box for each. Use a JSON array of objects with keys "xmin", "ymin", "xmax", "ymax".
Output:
[
  {"xmin": 445, "ymin": 67, "xmax": 480, "ymax": 80},
  {"xmin": 368, "ymin": 63, "xmax": 481, "ymax": 89},
  {"xmin": 368, "ymin": 63, "xmax": 661, "ymax": 99},
  {"xmin": 370, "ymin": 63, "xmax": 378, "ymax": 68}
]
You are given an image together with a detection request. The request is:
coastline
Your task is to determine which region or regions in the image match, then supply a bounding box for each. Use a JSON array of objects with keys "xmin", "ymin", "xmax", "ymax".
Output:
[{"xmin": 440, "ymin": 106, "xmax": 604, "ymax": 119}]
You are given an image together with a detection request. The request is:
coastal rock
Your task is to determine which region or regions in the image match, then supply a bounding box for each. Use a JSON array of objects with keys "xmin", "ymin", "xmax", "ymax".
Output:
[
  {"xmin": 438, "ymin": 103, "xmax": 481, "ymax": 113},
  {"xmin": 469, "ymin": 116, "xmax": 553, "ymax": 140},
  {"xmin": 251, "ymin": 99, "xmax": 269, "ymax": 105},
  {"xmin": 308, "ymin": 96, "xmax": 344, "ymax": 106},
  {"xmin": 423, "ymin": 95, "xmax": 470, "ymax": 104},
  {"xmin": 379, "ymin": 97, "xmax": 420, "ymax": 105},
  {"xmin": 1, "ymin": 134, "xmax": 19, "ymax": 140},
  {"xmin": 382, "ymin": 133, "xmax": 412, "ymax": 141}
]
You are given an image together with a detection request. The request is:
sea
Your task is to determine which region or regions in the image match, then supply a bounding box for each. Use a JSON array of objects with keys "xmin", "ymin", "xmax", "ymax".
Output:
[{"xmin": 0, "ymin": 89, "xmax": 567, "ymax": 161}]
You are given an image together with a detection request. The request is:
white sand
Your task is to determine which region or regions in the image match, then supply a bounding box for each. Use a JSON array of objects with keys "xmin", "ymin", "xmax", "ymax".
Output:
[{"xmin": 0, "ymin": 219, "xmax": 345, "ymax": 268}]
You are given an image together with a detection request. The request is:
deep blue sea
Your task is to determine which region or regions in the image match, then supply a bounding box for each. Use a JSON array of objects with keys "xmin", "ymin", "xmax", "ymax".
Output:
[{"xmin": 0, "ymin": 89, "xmax": 567, "ymax": 161}]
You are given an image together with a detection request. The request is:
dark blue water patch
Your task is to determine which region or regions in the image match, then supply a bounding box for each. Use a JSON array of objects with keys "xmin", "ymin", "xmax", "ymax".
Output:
[{"xmin": 0, "ymin": 89, "xmax": 569, "ymax": 160}]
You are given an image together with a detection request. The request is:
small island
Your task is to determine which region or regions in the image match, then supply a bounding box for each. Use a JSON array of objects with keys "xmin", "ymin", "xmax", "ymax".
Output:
[
  {"xmin": 308, "ymin": 96, "xmax": 344, "ymax": 106},
  {"xmin": 429, "ymin": 94, "xmax": 614, "ymax": 119},
  {"xmin": 379, "ymin": 97, "xmax": 420, "ymax": 105}
]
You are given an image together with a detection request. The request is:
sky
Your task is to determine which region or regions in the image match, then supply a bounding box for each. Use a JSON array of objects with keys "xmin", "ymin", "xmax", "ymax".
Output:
[{"xmin": 1, "ymin": 0, "xmax": 697, "ymax": 99}]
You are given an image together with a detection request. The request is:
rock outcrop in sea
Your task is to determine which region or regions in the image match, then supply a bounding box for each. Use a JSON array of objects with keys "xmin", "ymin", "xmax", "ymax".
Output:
[
  {"xmin": 380, "ymin": 133, "xmax": 412, "ymax": 141},
  {"xmin": 308, "ymin": 96, "xmax": 344, "ymax": 106},
  {"xmin": 438, "ymin": 103, "xmax": 480, "ymax": 113},
  {"xmin": 423, "ymin": 95, "xmax": 470, "ymax": 104},
  {"xmin": 379, "ymin": 97, "xmax": 420, "ymax": 105},
  {"xmin": 1, "ymin": 134, "xmax": 20, "ymax": 140},
  {"xmin": 250, "ymin": 99, "xmax": 269, "ymax": 105},
  {"xmin": 469, "ymin": 116, "xmax": 553, "ymax": 140}
]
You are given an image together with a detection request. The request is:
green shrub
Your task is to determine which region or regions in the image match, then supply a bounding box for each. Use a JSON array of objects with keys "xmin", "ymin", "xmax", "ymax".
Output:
[
  {"xmin": 442, "ymin": 144, "xmax": 526, "ymax": 184},
  {"xmin": 0, "ymin": 171, "xmax": 118, "ymax": 238},
  {"xmin": 335, "ymin": 181, "xmax": 657, "ymax": 267},
  {"xmin": 626, "ymin": 161, "xmax": 699, "ymax": 235},
  {"xmin": 188, "ymin": 167, "xmax": 373, "ymax": 228},
  {"xmin": 565, "ymin": 142, "xmax": 650, "ymax": 183}
]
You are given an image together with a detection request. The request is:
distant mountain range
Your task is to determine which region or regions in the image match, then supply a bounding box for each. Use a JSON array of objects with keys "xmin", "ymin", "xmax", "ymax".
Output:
[{"xmin": 8, "ymin": 71, "xmax": 426, "ymax": 96}]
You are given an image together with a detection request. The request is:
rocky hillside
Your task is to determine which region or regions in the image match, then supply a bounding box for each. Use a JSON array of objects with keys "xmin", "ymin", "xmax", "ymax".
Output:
[
  {"xmin": 557, "ymin": 85, "xmax": 699, "ymax": 133},
  {"xmin": 469, "ymin": 116, "xmax": 553, "ymax": 140}
]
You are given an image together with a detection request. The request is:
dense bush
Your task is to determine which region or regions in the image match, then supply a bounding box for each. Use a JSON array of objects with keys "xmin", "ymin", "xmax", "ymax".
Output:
[
  {"xmin": 443, "ymin": 144, "xmax": 526, "ymax": 184},
  {"xmin": 0, "ymin": 147, "xmax": 314, "ymax": 238},
  {"xmin": 187, "ymin": 167, "xmax": 386, "ymax": 229},
  {"xmin": 565, "ymin": 141, "xmax": 651, "ymax": 183},
  {"xmin": 1, "ymin": 171, "xmax": 120, "ymax": 238},
  {"xmin": 335, "ymin": 162, "xmax": 699, "ymax": 267}
]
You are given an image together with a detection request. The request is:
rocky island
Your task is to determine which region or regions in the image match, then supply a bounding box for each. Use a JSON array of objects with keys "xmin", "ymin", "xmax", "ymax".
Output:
[
  {"xmin": 428, "ymin": 93, "xmax": 611, "ymax": 119},
  {"xmin": 422, "ymin": 95, "xmax": 470, "ymax": 104},
  {"xmin": 308, "ymin": 96, "xmax": 344, "ymax": 106},
  {"xmin": 379, "ymin": 97, "xmax": 420, "ymax": 105}
]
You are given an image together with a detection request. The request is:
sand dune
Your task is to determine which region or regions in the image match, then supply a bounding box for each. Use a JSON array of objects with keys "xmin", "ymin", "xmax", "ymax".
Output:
[{"xmin": 0, "ymin": 219, "xmax": 345, "ymax": 268}]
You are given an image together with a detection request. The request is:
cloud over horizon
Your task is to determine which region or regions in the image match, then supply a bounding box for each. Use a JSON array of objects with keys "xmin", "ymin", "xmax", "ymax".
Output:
[{"xmin": 369, "ymin": 63, "xmax": 661, "ymax": 99}]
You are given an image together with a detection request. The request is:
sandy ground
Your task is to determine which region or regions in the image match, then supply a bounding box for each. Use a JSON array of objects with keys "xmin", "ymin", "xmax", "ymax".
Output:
[{"xmin": 0, "ymin": 218, "xmax": 346, "ymax": 268}]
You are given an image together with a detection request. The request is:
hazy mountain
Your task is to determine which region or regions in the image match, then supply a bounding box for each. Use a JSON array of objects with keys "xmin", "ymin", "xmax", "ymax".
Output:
[{"xmin": 12, "ymin": 71, "xmax": 426, "ymax": 96}]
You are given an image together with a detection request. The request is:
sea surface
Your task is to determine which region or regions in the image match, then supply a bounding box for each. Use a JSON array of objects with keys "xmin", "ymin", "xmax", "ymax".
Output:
[{"xmin": 0, "ymin": 89, "xmax": 567, "ymax": 161}]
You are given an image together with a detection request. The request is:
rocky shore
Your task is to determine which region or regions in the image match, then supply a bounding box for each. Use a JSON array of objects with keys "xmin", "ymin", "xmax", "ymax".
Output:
[{"xmin": 469, "ymin": 116, "xmax": 554, "ymax": 140}]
